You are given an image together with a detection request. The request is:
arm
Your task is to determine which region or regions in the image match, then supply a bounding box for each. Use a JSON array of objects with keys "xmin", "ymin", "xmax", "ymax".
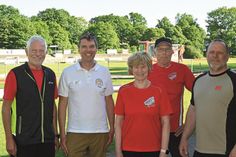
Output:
[
  {"xmin": 160, "ymin": 115, "xmax": 170, "ymax": 157},
  {"xmin": 115, "ymin": 115, "xmax": 124, "ymax": 157},
  {"xmin": 2, "ymin": 100, "xmax": 17, "ymax": 156},
  {"xmin": 105, "ymin": 95, "xmax": 115, "ymax": 146},
  {"xmin": 229, "ymin": 144, "xmax": 236, "ymax": 157},
  {"xmin": 179, "ymin": 105, "xmax": 196, "ymax": 157},
  {"xmin": 58, "ymin": 96, "xmax": 68, "ymax": 156}
]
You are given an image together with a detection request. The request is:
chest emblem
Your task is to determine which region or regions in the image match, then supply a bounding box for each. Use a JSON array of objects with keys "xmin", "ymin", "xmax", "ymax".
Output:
[
  {"xmin": 144, "ymin": 96, "xmax": 155, "ymax": 107},
  {"xmin": 95, "ymin": 78, "xmax": 103, "ymax": 88},
  {"xmin": 215, "ymin": 85, "xmax": 222, "ymax": 91},
  {"xmin": 168, "ymin": 72, "xmax": 177, "ymax": 80}
]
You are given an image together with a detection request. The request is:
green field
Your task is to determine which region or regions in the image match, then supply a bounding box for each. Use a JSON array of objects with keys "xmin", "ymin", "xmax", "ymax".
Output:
[{"xmin": 0, "ymin": 58, "xmax": 235, "ymax": 156}]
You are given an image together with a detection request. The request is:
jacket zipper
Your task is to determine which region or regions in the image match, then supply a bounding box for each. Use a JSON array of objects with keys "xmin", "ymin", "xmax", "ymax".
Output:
[
  {"xmin": 18, "ymin": 116, "xmax": 22, "ymax": 134},
  {"xmin": 25, "ymin": 70, "xmax": 46, "ymax": 143}
]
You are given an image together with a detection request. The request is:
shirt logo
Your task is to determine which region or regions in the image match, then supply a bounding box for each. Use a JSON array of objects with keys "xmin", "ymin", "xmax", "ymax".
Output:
[
  {"xmin": 48, "ymin": 81, "xmax": 54, "ymax": 85},
  {"xmin": 144, "ymin": 96, "xmax": 155, "ymax": 107},
  {"xmin": 215, "ymin": 85, "xmax": 222, "ymax": 91},
  {"xmin": 168, "ymin": 72, "xmax": 177, "ymax": 80},
  {"xmin": 95, "ymin": 78, "xmax": 103, "ymax": 88}
]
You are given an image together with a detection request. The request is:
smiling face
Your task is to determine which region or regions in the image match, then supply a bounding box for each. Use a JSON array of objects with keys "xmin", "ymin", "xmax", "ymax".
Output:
[
  {"xmin": 207, "ymin": 41, "xmax": 229, "ymax": 74},
  {"xmin": 79, "ymin": 39, "xmax": 97, "ymax": 64},
  {"xmin": 132, "ymin": 62, "xmax": 149, "ymax": 82},
  {"xmin": 26, "ymin": 40, "xmax": 46, "ymax": 69}
]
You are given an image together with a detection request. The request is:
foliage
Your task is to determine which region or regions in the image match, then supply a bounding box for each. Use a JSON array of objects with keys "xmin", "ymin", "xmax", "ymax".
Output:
[
  {"xmin": 130, "ymin": 46, "xmax": 138, "ymax": 53},
  {"xmin": 33, "ymin": 8, "xmax": 87, "ymax": 50},
  {"xmin": 184, "ymin": 45, "xmax": 203, "ymax": 59},
  {"xmin": 142, "ymin": 28, "xmax": 165, "ymax": 41},
  {"xmin": 176, "ymin": 13, "xmax": 206, "ymax": 50},
  {"xmin": 47, "ymin": 22, "xmax": 71, "ymax": 50},
  {"xmin": 90, "ymin": 14, "xmax": 132, "ymax": 44},
  {"xmin": 0, "ymin": 5, "xmax": 35, "ymax": 49},
  {"xmin": 86, "ymin": 22, "xmax": 120, "ymax": 52},
  {"xmin": 206, "ymin": 7, "xmax": 236, "ymax": 55},
  {"xmin": 156, "ymin": 17, "xmax": 186, "ymax": 44}
]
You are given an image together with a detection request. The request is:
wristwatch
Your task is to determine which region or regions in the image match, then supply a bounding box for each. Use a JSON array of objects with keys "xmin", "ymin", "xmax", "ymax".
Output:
[{"xmin": 160, "ymin": 149, "xmax": 169, "ymax": 154}]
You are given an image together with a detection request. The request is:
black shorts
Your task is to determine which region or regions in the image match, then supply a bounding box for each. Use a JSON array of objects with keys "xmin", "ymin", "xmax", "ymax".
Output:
[
  {"xmin": 122, "ymin": 151, "xmax": 160, "ymax": 157},
  {"xmin": 12, "ymin": 143, "xmax": 55, "ymax": 157}
]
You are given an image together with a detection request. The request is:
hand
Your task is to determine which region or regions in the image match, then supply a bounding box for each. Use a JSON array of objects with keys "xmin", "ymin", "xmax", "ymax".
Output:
[
  {"xmin": 106, "ymin": 128, "xmax": 114, "ymax": 147},
  {"xmin": 175, "ymin": 125, "xmax": 184, "ymax": 137},
  {"xmin": 55, "ymin": 136, "xmax": 60, "ymax": 151},
  {"xmin": 60, "ymin": 135, "xmax": 68, "ymax": 156},
  {"xmin": 159, "ymin": 152, "xmax": 168, "ymax": 157},
  {"xmin": 6, "ymin": 135, "xmax": 17, "ymax": 156},
  {"xmin": 179, "ymin": 138, "xmax": 189, "ymax": 157},
  {"xmin": 115, "ymin": 150, "xmax": 123, "ymax": 157},
  {"xmin": 229, "ymin": 145, "xmax": 236, "ymax": 157}
]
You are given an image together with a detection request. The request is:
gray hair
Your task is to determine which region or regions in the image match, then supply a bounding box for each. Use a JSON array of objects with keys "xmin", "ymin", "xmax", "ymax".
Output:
[
  {"xmin": 26, "ymin": 35, "xmax": 47, "ymax": 52},
  {"xmin": 207, "ymin": 39, "xmax": 229, "ymax": 54}
]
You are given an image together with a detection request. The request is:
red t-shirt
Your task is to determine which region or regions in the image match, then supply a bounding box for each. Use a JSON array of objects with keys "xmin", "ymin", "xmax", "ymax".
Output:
[
  {"xmin": 3, "ymin": 69, "xmax": 58, "ymax": 100},
  {"xmin": 148, "ymin": 62, "xmax": 194, "ymax": 132},
  {"xmin": 115, "ymin": 82, "xmax": 173, "ymax": 152}
]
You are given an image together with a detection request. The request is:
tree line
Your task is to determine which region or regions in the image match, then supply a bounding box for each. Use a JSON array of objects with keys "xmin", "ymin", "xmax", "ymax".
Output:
[{"xmin": 1, "ymin": 5, "xmax": 236, "ymax": 58}]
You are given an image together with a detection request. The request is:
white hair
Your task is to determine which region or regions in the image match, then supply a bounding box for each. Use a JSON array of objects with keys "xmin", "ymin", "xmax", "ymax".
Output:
[{"xmin": 26, "ymin": 35, "xmax": 47, "ymax": 52}]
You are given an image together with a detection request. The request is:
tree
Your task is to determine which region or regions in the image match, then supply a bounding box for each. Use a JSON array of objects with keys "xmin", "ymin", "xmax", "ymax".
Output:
[
  {"xmin": 67, "ymin": 16, "xmax": 88, "ymax": 45},
  {"xmin": 31, "ymin": 20, "xmax": 52, "ymax": 45},
  {"xmin": 141, "ymin": 28, "xmax": 165, "ymax": 41},
  {"xmin": 176, "ymin": 13, "xmax": 206, "ymax": 50},
  {"xmin": 86, "ymin": 22, "xmax": 120, "ymax": 52},
  {"xmin": 0, "ymin": 5, "xmax": 34, "ymax": 49},
  {"xmin": 36, "ymin": 8, "xmax": 88, "ymax": 46},
  {"xmin": 47, "ymin": 22, "xmax": 71, "ymax": 50},
  {"xmin": 90, "ymin": 14, "xmax": 132, "ymax": 44},
  {"xmin": 128, "ymin": 12, "xmax": 147, "ymax": 27},
  {"xmin": 207, "ymin": 7, "xmax": 236, "ymax": 54},
  {"xmin": 156, "ymin": 17, "xmax": 186, "ymax": 44},
  {"xmin": 126, "ymin": 12, "xmax": 148, "ymax": 46}
]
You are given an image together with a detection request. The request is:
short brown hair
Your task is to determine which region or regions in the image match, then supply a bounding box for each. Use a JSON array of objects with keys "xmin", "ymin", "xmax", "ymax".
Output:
[
  {"xmin": 78, "ymin": 32, "xmax": 98, "ymax": 48},
  {"xmin": 127, "ymin": 52, "xmax": 152, "ymax": 75}
]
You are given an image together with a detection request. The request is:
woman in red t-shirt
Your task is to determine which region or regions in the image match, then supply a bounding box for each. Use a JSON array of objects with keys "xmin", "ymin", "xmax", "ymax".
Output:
[{"xmin": 115, "ymin": 52, "xmax": 173, "ymax": 157}]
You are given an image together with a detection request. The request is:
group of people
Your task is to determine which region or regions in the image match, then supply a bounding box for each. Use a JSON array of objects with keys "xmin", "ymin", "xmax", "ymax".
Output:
[{"xmin": 2, "ymin": 33, "xmax": 236, "ymax": 157}]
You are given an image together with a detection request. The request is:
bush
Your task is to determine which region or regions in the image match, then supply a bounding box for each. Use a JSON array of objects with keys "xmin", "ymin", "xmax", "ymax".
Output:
[
  {"xmin": 130, "ymin": 46, "xmax": 137, "ymax": 53},
  {"xmin": 184, "ymin": 45, "xmax": 203, "ymax": 59}
]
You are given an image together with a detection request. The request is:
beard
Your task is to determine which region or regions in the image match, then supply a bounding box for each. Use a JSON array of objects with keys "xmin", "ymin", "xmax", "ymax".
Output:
[{"xmin": 209, "ymin": 62, "xmax": 227, "ymax": 73}]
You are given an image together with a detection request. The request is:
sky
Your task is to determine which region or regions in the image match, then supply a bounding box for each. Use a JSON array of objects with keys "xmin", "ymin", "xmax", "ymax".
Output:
[{"xmin": 0, "ymin": 0, "xmax": 236, "ymax": 30}]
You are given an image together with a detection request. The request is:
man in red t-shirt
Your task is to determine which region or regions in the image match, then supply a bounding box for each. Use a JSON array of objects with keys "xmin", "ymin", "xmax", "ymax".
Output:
[{"xmin": 148, "ymin": 37, "xmax": 195, "ymax": 157}]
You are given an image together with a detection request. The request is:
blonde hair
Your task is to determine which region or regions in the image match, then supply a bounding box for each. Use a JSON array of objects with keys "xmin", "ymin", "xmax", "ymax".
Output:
[{"xmin": 127, "ymin": 52, "xmax": 152, "ymax": 75}]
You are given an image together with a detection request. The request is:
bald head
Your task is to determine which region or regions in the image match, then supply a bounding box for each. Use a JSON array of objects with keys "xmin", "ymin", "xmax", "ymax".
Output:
[{"xmin": 206, "ymin": 39, "xmax": 229, "ymax": 74}]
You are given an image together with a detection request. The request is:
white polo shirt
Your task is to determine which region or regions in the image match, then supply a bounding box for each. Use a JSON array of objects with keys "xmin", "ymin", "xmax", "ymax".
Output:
[{"xmin": 58, "ymin": 62, "xmax": 114, "ymax": 133}]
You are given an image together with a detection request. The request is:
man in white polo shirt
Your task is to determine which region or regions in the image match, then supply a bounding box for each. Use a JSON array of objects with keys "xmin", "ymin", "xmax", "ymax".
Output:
[{"xmin": 58, "ymin": 32, "xmax": 114, "ymax": 157}]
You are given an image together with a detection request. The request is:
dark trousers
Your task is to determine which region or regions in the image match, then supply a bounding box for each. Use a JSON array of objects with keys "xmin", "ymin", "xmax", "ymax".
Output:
[
  {"xmin": 11, "ymin": 143, "xmax": 55, "ymax": 157},
  {"xmin": 169, "ymin": 133, "xmax": 182, "ymax": 157},
  {"xmin": 123, "ymin": 151, "xmax": 160, "ymax": 157},
  {"xmin": 193, "ymin": 150, "xmax": 227, "ymax": 157}
]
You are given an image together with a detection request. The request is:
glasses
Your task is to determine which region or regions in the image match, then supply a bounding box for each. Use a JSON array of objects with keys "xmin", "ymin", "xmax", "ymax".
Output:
[{"xmin": 156, "ymin": 48, "xmax": 172, "ymax": 53}]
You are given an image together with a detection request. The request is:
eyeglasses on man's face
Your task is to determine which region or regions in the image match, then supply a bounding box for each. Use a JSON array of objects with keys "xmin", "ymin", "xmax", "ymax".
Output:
[{"xmin": 156, "ymin": 48, "xmax": 173, "ymax": 53}]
